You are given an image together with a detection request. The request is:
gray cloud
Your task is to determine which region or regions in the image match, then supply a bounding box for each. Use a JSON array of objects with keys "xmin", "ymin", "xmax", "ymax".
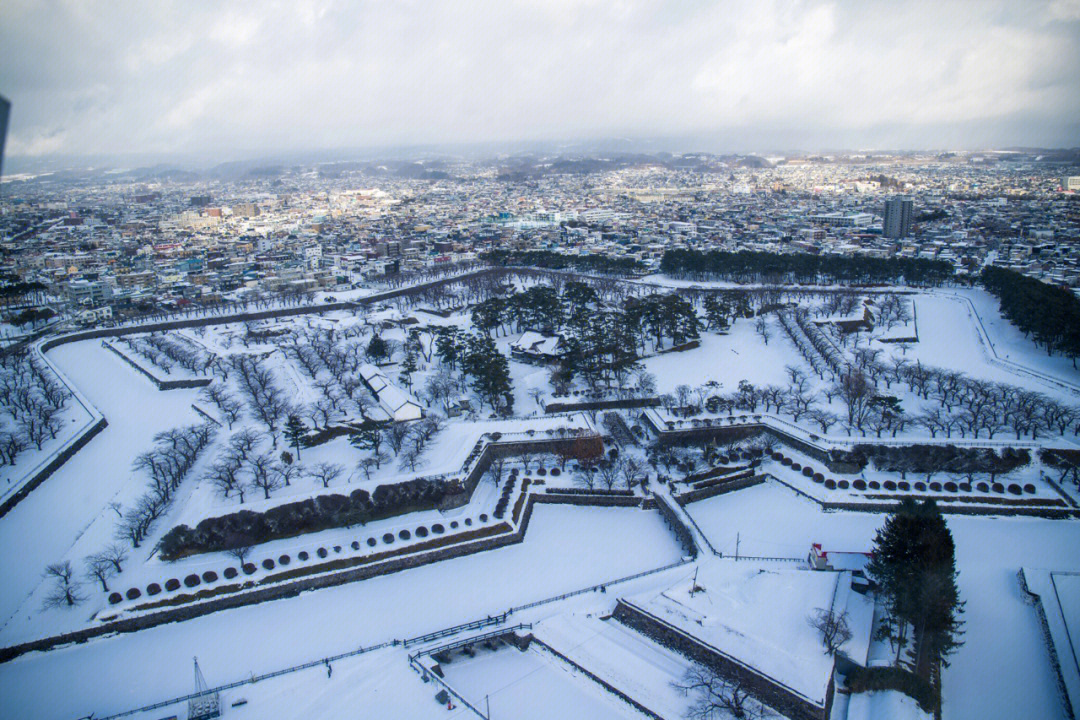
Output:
[{"xmin": 1, "ymin": 0, "xmax": 1078, "ymax": 162}]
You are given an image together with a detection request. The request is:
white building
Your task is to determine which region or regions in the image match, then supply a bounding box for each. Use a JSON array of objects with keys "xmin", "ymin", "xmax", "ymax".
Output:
[{"xmin": 359, "ymin": 364, "xmax": 423, "ymax": 422}]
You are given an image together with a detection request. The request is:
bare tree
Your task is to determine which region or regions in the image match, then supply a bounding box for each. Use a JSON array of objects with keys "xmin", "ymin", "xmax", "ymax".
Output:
[
  {"xmin": 248, "ymin": 453, "xmax": 282, "ymax": 499},
  {"xmin": 308, "ymin": 461, "xmax": 344, "ymax": 488},
  {"xmin": 809, "ymin": 608, "xmax": 853, "ymax": 656},
  {"xmin": 100, "ymin": 543, "xmax": 128, "ymax": 573},
  {"xmin": 228, "ymin": 545, "xmax": 253, "ymax": 564},
  {"xmin": 672, "ymin": 665, "xmax": 766, "ymax": 720},
  {"xmin": 84, "ymin": 553, "xmax": 116, "ymax": 592},
  {"xmin": 43, "ymin": 561, "xmax": 85, "ymax": 609},
  {"xmin": 487, "ymin": 455, "xmax": 508, "ymax": 486}
]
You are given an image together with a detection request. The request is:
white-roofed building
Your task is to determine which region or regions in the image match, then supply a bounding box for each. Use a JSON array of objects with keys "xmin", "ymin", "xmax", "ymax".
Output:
[{"xmin": 359, "ymin": 363, "xmax": 423, "ymax": 421}]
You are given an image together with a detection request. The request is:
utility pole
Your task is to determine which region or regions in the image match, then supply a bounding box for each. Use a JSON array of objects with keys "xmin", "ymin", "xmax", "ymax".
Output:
[
  {"xmin": 486, "ymin": 694, "xmax": 491, "ymax": 719},
  {"xmin": 735, "ymin": 532, "xmax": 740, "ymax": 561}
]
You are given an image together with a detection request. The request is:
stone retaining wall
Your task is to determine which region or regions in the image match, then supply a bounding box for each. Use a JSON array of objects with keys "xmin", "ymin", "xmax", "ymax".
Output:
[
  {"xmin": 612, "ymin": 599, "xmax": 832, "ymax": 720},
  {"xmin": 100, "ymin": 341, "xmax": 212, "ymax": 390},
  {"xmin": 0, "ymin": 417, "xmax": 108, "ymax": 519},
  {"xmin": 530, "ymin": 637, "xmax": 666, "ymax": 720},
  {"xmin": 0, "ymin": 482, "xmax": 622, "ymax": 663},
  {"xmin": 674, "ymin": 474, "xmax": 766, "ymax": 505}
]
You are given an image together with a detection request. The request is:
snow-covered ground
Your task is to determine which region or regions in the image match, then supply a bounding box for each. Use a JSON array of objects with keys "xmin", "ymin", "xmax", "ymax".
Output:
[
  {"xmin": 535, "ymin": 613, "xmax": 697, "ymax": 719},
  {"xmin": 2, "ymin": 278, "xmax": 1079, "ymax": 718},
  {"xmin": 0, "ymin": 504, "xmax": 684, "ymax": 719},
  {"xmin": 0, "ymin": 341, "xmax": 204, "ymax": 637},
  {"xmin": 439, "ymin": 640, "xmax": 646, "ymax": 720},
  {"xmin": 685, "ymin": 480, "xmax": 1080, "ymax": 720}
]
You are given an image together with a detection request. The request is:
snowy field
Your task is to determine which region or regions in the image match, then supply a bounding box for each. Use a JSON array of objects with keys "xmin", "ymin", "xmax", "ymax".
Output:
[
  {"xmin": 439, "ymin": 641, "xmax": 646, "ymax": 720},
  {"xmin": 1, "ymin": 275, "xmax": 1079, "ymax": 718},
  {"xmin": 0, "ymin": 504, "xmax": 683, "ymax": 719},
  {"xmin": 535, "ymin": 614, "xmax": 697, "ymax": 720},
  {"xmin": 0, "ymin": 341, "xmax": 203, "ymax": 635},
  {"xmin": 685, "ymin": 480, "xmax": 1080, "ymax": 720}
]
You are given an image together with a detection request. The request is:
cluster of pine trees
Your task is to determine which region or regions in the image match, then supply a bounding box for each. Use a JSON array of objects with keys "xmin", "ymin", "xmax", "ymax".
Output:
[
  {"xmin": 981, "ymin": 266, "xmax": 1080, "ymax": 367},
  {"xmin": 866, "ymin": 499, "xmax": 964, "ymax": 679},
  {"xmin": 660, "ymin": 249, "xmax": 955, "ymax": 286}
]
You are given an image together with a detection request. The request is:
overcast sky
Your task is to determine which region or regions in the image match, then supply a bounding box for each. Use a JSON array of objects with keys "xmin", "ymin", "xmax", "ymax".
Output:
[{"xmin": 2, "ymin": 0, "xmax": 1079, "ymax": 165}]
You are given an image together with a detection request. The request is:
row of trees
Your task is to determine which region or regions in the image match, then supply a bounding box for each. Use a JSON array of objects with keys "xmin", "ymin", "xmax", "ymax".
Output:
[
  {"xmin": 116, "ymin": 423, "xmax": 217, "ymax": 548},
  {"xmin": 981, "ymin": 266, "xmax": 1080, "ymax": 367},
  {"xmin": 159, "ymin": 477, "xmax": 456, "ymax": 559},
  {"xmin": 120, "ymin": 333, "xmax": 212, "ymax": 376},
  {"xmin": 0, "ymin": 349, "xmax": 71, "ymax": 463},
  {"xmin": 482, "ymin": 249, "xmax": 645, "ymax": 276},
  {"xmin": 775, "ymin": 308, "xmax": 1080, "ymax": 439},
  {"xmin": 660, "ymin": 249, "xmax": 956, "ymax": 286}
]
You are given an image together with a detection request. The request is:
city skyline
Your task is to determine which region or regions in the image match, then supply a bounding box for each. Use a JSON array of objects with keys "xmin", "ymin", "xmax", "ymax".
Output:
[{"xmin": 2, "ymin": 0, "xmax": 1079, "ymax": 170}]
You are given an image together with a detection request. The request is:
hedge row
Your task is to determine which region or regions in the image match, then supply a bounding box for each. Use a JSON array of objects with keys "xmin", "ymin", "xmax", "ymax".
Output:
[{"xmin": 159, "ymin": 477, "xmax": 462, "ymax": 560}]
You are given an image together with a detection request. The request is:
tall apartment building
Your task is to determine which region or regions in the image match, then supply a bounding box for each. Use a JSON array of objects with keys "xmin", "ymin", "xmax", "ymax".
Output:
[{"xmin": 883, "ymin": 196, "xmax": 913, "ymax": 239}]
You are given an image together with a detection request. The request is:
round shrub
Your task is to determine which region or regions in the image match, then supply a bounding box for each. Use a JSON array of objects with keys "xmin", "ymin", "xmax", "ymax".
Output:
[
  {"xmin": 464, "ymin": 518, "xmax": 473, "ymax": 526},
  {"xmin": 125, "ymin": 587, "xmax": 141, "ymax": 601},
  {"xmin": 202, "ymin": 571, "xmax": 218, "ymax": 583},
  {"xmin": 108, "ymin": 592, "xmax": 123, "ymax": 605},
  {"xmin": 930, "ymin": 482, "xmax": 942, "ymax": 492},
  {"xmin": 838, "ymin": 480, "xmax": 849, "ymax": 489},
  {"xmin": 351, "ymin": 541, "xmax": 360, "ymax": 551},
  {"xmin": 1024, "ymin": 483, "xmax": 1036, "ymax": 494},
  {"xmin": 976, "ymin": 482, "xmax": 989, "ymax": 492},
  {"xmin": 1007, "ymin": 483, "xmax": 1022, "ymax": 495},
  {"xmin": 802, "ymin": 467, "xmax": 814, "ymax": 477},
  {"xmin": 537, "ymin": 468, "xmax": 546, "ymax": 476},
  {"xmin": 812, "ymin": 473, "xmax": 824, "ymax": 483},
  {"xmin": 884, "ymin": 480, "xmax": 897, "ymax": 491},
  {"xmin": 869, "ymin": 481, "xmax": 881, "ymax": 490},
  {"xmin": 333, "ymin": 545, "xmax": 342, "ymax": 553},
  {"xmin": 367, "ymin": 537, "xmax": 377, "ymax": 547},
  {"xmin": 416, "ymin": 526, "xmax": 429, "ymax": 538},
  {"xmin": 992, "ymin": 483, "xmax": 1004, "ymax": 494},
  {"xmin": 450, "ymin": 521, "xmax": 459, "ymax": 529},
  {"xmin": 824, "ymin": 479, "xmax": 836, "ymax": 489},
  {"xmin": 550, "ymin": 467, "xmax": 561, "ymax": 477},
  {"xmin": 223, "ymin": 567, "xmax": 238, "ymax": 580},
  {"xmin": 914, "ymin": 482, "xmax": 926, "ymax": 492},
  {"xmin": 317, "ymin": 547, "xmax": 328, "ymax": 558},
  {"xmin": 184, "ymin": 574, "xmax": 201, "ymax": 588},
  {"xmin": 791, "ymin": 463, "xmax": 802, "ymax": 472},
  {"xmin": 146, "ymin": 583, "xmax": 162, "ymax": 596},
  {"xmin": 781, "ymin": 457, "xmax": 792, "ymax": 466},
  {"xmin": 242, "ymin": 563, "xmax": 256, "ymax": 575},
  {"xmin": 944, "ymin": 482, "xmax": 957, "ymax": 493},
  {"xmin": 960, "ymin": 483, "xmax": 972, "ymax": 492},
  {"xmin": 432, "ymin": 523, "xmax": 445, "ymax": 534},
  {"xmin": 165, "ymin": 578, "xmax": 181, "ymax": 591},
  {"xmin": 853, "ymin": 479, "xmax": 866, "ymax": 490},
  {"xmin": 479, "ymin": 513, "xmax": 488, "ymax": 522},
  {"xmin": 399, "ymin": 530, "xmax": 411, "ymax": 540},
  {"xmin": 262, "ymin": 558, "xmax": 275, "ymax": 570},
  {"xmin": 383, "ymin": 533, "xmax": 394, "ymax": 544},
  {"xmin": 897, "ymin": 481, "xmax": 910, "ymax": 492},
  {"xmin": 298, "ymin": 551, "xmax": 309, "ymax": 561}
]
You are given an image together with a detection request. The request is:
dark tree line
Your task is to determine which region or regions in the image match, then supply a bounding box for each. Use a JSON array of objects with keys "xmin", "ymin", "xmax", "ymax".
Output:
[
  {"xmin": 981, "ymin": 266, "xmax": 1080, "ymax": 367},
  {"xmin": 867, "ymin": 499, "xmax": 964, "ymax": 677},
  {"xmin": 661, "ymin": 249, "xmax": 955, "ymax": 286},
  {"xmin": 482, "ymin": 249, "xmax": 645, "ymax": 276},
  {"xmin": 159, "ymin": 477, "xmax": 457, "ymax": 559}
]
